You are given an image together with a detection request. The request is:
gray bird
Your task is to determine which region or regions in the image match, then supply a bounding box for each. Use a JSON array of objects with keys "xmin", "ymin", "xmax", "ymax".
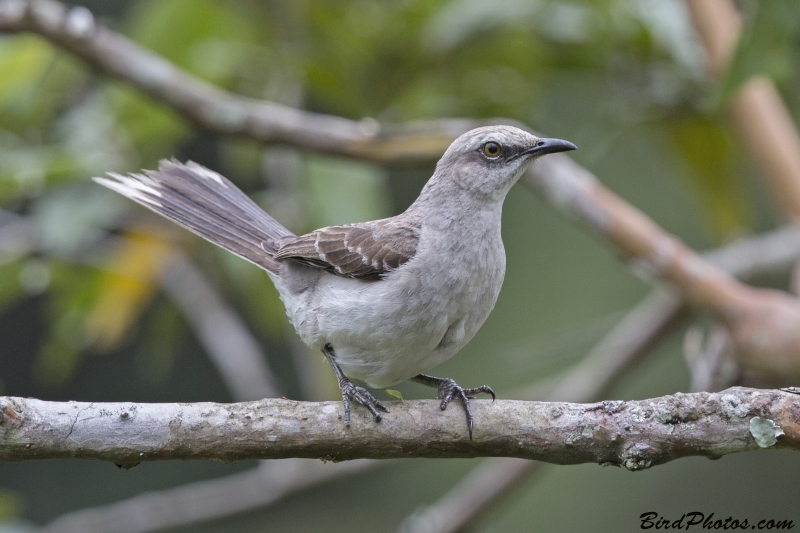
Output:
[{"xmin": 95, "ymin": 125, "xmax": 576, "ymax": 438}]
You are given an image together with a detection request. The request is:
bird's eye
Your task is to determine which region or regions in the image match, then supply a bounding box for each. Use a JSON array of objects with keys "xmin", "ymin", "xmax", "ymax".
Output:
[{"xmin": 482, "ymin": 142, "xmax": 501, "ymax": 158}]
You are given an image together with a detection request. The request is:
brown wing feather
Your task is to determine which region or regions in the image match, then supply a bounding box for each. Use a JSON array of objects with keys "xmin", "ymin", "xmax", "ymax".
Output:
[{"xmin": 274, "ymin": 220, "xmax": 420, "ymax": 280}]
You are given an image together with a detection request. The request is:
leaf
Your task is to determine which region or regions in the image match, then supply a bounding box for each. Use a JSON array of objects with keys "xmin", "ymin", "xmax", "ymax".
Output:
[
  {"xmin": 0, "ymin": 35, "xmax": 86, "ymax": 131},
  {"xmin": 85, "ymin": 228, "xmax": 173, "ymax": 351},
  {"xmin": 719, "ymin": 0, "xmax": 800, "ymax": 102},
  {"xmin": 0, "ymin": 490, "xmax": 21, "ymax": 520},
  {"xmin": 0, "ymin": 260, "xmax": 24, "ymax": 315},
  {"xmin": 137, "ymin": 299, "xmax": 184, "ymax": 384},
  {"xmin": 385, "ymin": 389, "xmax": 404, "ymax": 401},
  {"xmin": 128, "ymin": 0, "xmax": 259, "ymax": 84},
  {"xmin": 107, "ymin": 84, "xmax": 189, "ymax": 159},
  {"xmin": 0, "ymin": 36, "xmax": 54, "ymax": 109},
  {"xmin": 668, "ymin": 117, "xmax": 753, "ymax": 238},
  {"xmin": 304, "ymin": 155, "xmax": 390, "ymax": 229}
]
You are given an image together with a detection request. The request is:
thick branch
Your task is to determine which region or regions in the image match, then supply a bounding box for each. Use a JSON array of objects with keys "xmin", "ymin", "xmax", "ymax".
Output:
[{"xmin": 1, "ymin": 388, "xmax": 798, "ymax": 468}]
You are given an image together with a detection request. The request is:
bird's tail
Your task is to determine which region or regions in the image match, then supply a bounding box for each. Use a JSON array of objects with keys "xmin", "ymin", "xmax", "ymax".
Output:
[{"xmin": 94, "ymin": 159, "xmax": 295, "ymax": 274}]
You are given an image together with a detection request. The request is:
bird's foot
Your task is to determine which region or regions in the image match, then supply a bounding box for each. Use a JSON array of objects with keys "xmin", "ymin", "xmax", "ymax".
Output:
[
  {"xmin": 339, "ymin": 379, "xmax": 388, "ymax": 422},
  {"xmin": 411, "ymin": 374, "xmax": 495, "ymax": 439},
  {"xmin": 323, "ymin": 344, "xmax": 388, "ymax": 422}
]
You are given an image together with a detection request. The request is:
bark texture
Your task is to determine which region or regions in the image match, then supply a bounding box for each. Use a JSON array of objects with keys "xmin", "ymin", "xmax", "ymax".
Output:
[{"xmin": 1, "ymin": 388, "xmax": 798, "ymax": 469}]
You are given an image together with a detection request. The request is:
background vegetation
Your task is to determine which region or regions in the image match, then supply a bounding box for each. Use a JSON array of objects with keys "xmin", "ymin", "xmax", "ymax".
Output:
[{"xmin": 1, "ymin": 0, "xmax": 799, "ymax": 531}]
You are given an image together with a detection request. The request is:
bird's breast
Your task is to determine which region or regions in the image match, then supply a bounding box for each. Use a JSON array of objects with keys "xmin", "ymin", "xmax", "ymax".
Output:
[
  {"xmin": 273, "ymin": 213, "xmax": 507, "ymax": 387},
  {"xmin": 400, "ymin": 215, "xmax": 506, "ymax": 356}
]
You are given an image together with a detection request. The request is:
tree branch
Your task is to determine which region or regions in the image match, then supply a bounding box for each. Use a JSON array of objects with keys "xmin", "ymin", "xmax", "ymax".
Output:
[
  {"xmin": 1, "ymin": 388, "xmax": 798, "ymax": 468},
  {"xmin": 0, "ymin": 0, "xmax": 493, "ymax": 166},
  {"xmin": 527, "ymin": 155, "xmax": 800, "ymax": 379},
  {"xmin": 41, "ymin": 459, "xmax": 377, "ymax": 533}
]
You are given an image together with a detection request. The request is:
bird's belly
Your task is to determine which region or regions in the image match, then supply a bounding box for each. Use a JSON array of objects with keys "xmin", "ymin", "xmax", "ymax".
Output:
[
  {"xmin": 311, "ymin": 283, "xmax": 452, "ymax": 387},
  {"xmin": 279, "ymin": 258, "xmax": 502, "ymax": 388}
]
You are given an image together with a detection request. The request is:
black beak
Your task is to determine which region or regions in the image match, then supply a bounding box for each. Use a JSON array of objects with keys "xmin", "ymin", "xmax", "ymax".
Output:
[{"xmin": 520, "ymin": 138, "xmax": 577, "ymax": 158}]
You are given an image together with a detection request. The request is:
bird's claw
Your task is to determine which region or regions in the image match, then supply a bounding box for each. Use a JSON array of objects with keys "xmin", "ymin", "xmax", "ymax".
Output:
[
  {"xmin": 340, "ymin": 378, "xmax": 388, "ymax": 422},
  {"xmin": 324, "ymin": 344, "xmax": 388, "ymax": 423},
  {"xmin": 435, "ymin": 378, "xmax": 495, "ymax": 440}
]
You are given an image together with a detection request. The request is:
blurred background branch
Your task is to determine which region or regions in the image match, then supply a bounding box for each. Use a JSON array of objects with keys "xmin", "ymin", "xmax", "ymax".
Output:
[
  {"xmin": 0, "ymin": 0, "xmax": 480, "ymax": 165},
  {"xmin": 40, "ymin": 459, "xmax": 377, "ymax": 533}
]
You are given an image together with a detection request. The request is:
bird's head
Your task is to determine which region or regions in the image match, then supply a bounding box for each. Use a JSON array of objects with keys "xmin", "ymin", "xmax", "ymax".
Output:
[{"xmin": 431, "ymin": 125, "xmax": 576, "ymax": 202}]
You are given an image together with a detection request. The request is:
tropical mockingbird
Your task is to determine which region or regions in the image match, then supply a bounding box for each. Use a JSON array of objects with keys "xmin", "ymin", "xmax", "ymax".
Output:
[{"xmin": 95, "ymin": 125, "xmax": 576, "ymax": 438}]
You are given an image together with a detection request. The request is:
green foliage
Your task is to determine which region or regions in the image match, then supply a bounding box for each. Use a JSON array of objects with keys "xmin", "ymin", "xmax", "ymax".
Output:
[
  {"xmin": 34, "ymin": 261, "xmax": 106, "ymax": 385},
  {"xmin": 128, "ymin": 0, "xmax": 262, "ymax": 83},
  {"xmin": 0, "ymin": 260, "xmax": 25, "ymax": 315},
  {"xmin": 721, "ymin": 0, "xmax": 800, "ymax": 102},
  {"xmin": 385, "ymin": 389, "xmax": 404, "ymax": 401},
  {"xmin": 668, "ymin": 116, "xmax": 752, "ymax": 237},
  {"xmin": 304, "ymin": 155, "xmax": 390, "ymax": 228},
  {"xmin": 217, "ymin": 246, "xmax": 289, "ymax": 340},
  {"xmin": 0, "ymin": 36, "xmax": 54, "ymax": 115},
  {"xmin": 0, "ymin": 491, "xmax": 21, "ymax": 520},
  {"xmin": 136, "ymin": 298, "xmax": 185, "ymax": 384},
  {"xmin": 105, "ymin": 84, "xmax": 189, "ymax": 164},
  {"xmin": 0, "ymin": 36, "xmax": 87, "ymax": 132}
]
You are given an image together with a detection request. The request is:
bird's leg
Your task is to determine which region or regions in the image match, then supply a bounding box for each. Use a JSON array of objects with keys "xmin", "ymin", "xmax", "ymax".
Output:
[
  {"xmin": 323, "ymin": 344, "xmax": 388, "ymax": 422},
  {"xmin": 411, "ymin": 374, "xmax": 495, "ymax": 439}
]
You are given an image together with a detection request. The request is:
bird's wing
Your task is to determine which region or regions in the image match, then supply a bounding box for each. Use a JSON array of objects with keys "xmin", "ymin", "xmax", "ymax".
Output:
[{"xmin": 274, "ymin": 220, "xmax": 420, "ymax": 280}]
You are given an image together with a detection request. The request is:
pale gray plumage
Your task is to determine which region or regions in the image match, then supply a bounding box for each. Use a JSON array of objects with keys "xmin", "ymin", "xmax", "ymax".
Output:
[{"xmin": 94, "ymin": 125, "xmax": 576, "ymax": 434}]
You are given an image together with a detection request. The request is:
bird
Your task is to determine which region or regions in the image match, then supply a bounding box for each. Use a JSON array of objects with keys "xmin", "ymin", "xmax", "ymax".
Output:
[{"xmin": 94, "ymin": 125, "xmax": 576, "ymax": 438}]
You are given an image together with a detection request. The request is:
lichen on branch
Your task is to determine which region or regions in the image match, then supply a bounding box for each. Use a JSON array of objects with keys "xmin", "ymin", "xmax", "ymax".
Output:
[{"xmin": 1, "ymin": 388, "xmax": 797, "ymax": 469}]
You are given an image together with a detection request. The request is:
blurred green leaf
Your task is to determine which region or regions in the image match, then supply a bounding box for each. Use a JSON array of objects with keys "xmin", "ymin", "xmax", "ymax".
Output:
[
  {"xmin": 128, "ymin": 0, "xmax": 261, "ymax": 86},
  {"xmin": 32, "ymin": 184, "xmax": 127, "ymax": 255},
  {"xmin": 0, "ymin": 36, "xmax": 87, "ymax": 131},
  {"xmin": 34, "ymin": 331, "xmax": 84, "ymax": 387},
  {"xmin": 218, "ymin": 248, "xmax": 290, "ymax": 341},
  {"xmin": 668, "ymin": 116, "xmax": 753, "ymax": 238},
  {"xmin": 719, "ymin": 0, "xmax": 800, "ymax": 102},
  {"xmin": 34, "ymin": 229, "xmax": 172, "ymax": 385},
  {"xmin": 137, "ymin": 298, "xmax": 184, "ymax": 384},
  {"xmin": 35, "ymin": 262, "xmax": 104, "ymax": 384},
  {"xmin": 106, "ymin": 84, "xmax": 189, "ymax": 162},
  {"xmin": 0, "ymin": 491, "xmax": 21, "ymax": 520},
  {"xmin": 0, "ymin": 36, "xmax": 53, "ymax": 104},
  {"xmin": 304, "ymin": 155, "xmax": 390, "ymax": 229},
  {"xmin": 386, "ymin": 389, "xmax": 404, "ymax": 401},
  {"xmin": 84, "ymin": 230, "xmax": 172, "ymax": 352},
  {"xmin": 0, "ymin": 260, "xmax": 24, "ymax": 315}
]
